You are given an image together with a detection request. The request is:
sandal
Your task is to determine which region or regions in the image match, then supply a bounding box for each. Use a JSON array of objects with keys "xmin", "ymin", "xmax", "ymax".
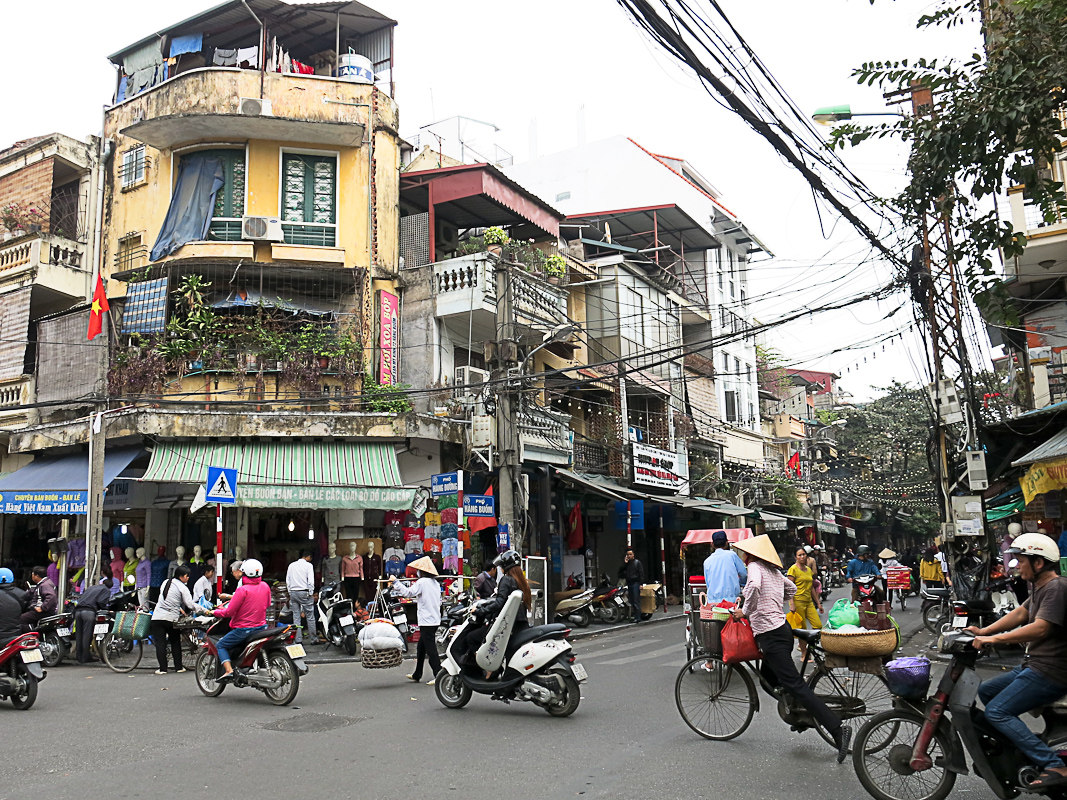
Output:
[{"xmin": 1022, "ymin": 769, "xmax": 1067, "ymax": 792}]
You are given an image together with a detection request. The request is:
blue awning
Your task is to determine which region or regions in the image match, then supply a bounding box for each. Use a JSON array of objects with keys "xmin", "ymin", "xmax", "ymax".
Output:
[{"xmin": 0, "ymin": 447, "xmax": 143, "ymax": 515}]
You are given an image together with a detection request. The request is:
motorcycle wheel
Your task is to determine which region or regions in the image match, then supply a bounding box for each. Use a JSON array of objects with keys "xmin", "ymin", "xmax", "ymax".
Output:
[
  {"xmin": 101, "ymin": 633, "xmax": 142, "ymax": 673},
  {"xmin": 9, "ymin": 669, "xmax": 38, "ymax": 710},
  {"xmin": 853, "ymin": 711, "xmax": 956, "ymax": 800},
  {"xmin": 545, "ymin": 673, "xmax": 581, "ymax": 717},
  {"xmin": 600, "ymin": 606, "xmax": 622, "ymax": 625},
  {"xmin": 194, "ymin": 650, "xmax": 225, "ymax": 697},
  {"xmin": 922, "ymin": 603, "xmax": 948, "ymax": 635},
  {"xmin": 41, "ymin": 633, "xmax": 65, "ymax": 668},
  {"xmin": 344, "ymin": 633, "xmax": 358, "ymax": 656},
  {"xmin": 263, "ymin": 652, "xmax": 299, "ymax": 706},
  {"xmin": 434, "ymin": 669, "xmax": 472, "ymax": 709},
  {"xmin": 572, "ymin": 608, "xmax": 592, "ymax": 628}
]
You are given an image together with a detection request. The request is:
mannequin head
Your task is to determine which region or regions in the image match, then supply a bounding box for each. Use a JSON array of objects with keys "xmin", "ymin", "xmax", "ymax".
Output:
[
  {"xmin": 125, "ymin": 547, "xmax": 135, "ymax": 561},
  {"xmin": 156, "ymin": 545, "xmax": 166, "ymax": 559},
  {"xmin": 192, "ymin": 545, "xmax": 202, "ymax": 560},
  {"xmin": 175, "ymin": 545, "xmax": 186, "ymax": 562},
  {"xmin": 348, "ymin": 542, "xmax": 358, "ymax": 557},
  {"xmin": 328, "ymin": 542, "xmax": 337, "ymax": 558},
  {"xmin": 135, "ymin": 547, "xmax": 145, "ymax": 561},
  {"xmin": 1007, "ymin": 522, "xmax": 1023, "ymax": 538},
  {"xmin": 234, "ymin": 545, "xmax": 243, "ymax": 561},
  {"xmin": 366, "ymin": 541, "xmax": 375, "ymax": 556}
]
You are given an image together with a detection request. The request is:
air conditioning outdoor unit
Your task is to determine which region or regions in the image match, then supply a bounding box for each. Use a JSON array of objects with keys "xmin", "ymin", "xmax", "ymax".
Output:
[
  {"xmin": 238, "ymin": 97, "xmax": 272, "ymax": 116},
  {"xmin": 454, "ymin": 366, "xmax": 490, "ymax": 396},
  {"xmin": 436, "ymin": 220, "xmax": 460, "ymax": 252},
  {"xmin": 241, "ymin": 216, "xmax": 285, "ymax": 242}
]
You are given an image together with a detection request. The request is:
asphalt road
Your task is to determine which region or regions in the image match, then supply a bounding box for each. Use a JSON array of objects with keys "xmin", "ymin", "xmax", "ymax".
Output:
[{"xmin": 0, "ymin": 588, "xmax": 1012, "ymax": 800}]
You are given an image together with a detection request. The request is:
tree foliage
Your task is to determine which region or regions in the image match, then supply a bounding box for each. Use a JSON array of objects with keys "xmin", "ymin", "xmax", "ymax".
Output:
[{"xmin": 831, "ymin": 0, "xmax": 1067, "ymax": 319}]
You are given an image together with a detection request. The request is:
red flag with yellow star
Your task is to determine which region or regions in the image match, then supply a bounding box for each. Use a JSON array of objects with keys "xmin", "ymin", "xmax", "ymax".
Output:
[{"xmin": 87, "ymin": 274, "xmax": 109, "ymax": 340}]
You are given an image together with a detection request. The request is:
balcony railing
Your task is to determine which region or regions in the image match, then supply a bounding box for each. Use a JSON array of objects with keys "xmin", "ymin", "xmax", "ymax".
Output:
[
  {"xmin": 432, "ymin": 253, "xmax": 568, "ymax": 328},
  {"xmin": 518, "ymin": 404, "xmax": 573, "ymax": 465},
  {"xmin": 573, "ymin": 441, "xmax": 610, "ymax": 474},
  {"xmin": 0, "ymin": 376, "xmax": 32, "ymax": 411},
  {"xmin": 0, "ymin": 234, "xmax": 87, "ymax": 296}
]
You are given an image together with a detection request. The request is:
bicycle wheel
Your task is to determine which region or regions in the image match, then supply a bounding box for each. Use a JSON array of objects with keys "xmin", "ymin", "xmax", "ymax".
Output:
[
  {"xmin": 853, "ymin": 711, "xmax": 956, "ymax": 800},
  {"xmin": 101, "ymin": 633, "xmax": 143, "ymax": 673},
  {"xmin": 675, "ymin": 656, "xmax": 756, "ymax": 740},
  {"xmin": 809, "ymin": 666, "xmax": 893, "ymax": 749}
]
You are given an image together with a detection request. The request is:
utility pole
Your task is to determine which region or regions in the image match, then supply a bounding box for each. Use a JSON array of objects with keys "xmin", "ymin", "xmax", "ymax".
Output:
[
  {"xmin": 493, "ymin": 256, "xmax": 521, "ymax": 551},
  {"xmin": 85, "ymin": 405, "xmax": 106, "ymax": 585}
]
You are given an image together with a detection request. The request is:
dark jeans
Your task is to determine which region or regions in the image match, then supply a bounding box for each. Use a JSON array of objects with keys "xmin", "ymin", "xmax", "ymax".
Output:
[
  {"xmin": 627, "ymin": 582, "xmax": 641, "ymax": 621},
  {"xmin": 979, "ymin": 665, "xmax": 1067, "ymax": 769},
  {"xmin": 74, "ymin": 608, "xmax": 96, "ymax": 663},
  {"xmin": 151, "ymin": 618, "xmax": 183, "ymax": 671},
  {"xmin": 19, "ymin": 608, "xmax": 42, "ymax": 633},
  {"xmin": 343, "ymin": 577, "xmax": 363, "ymax": 603},
  {"xmin": 413, "ymin": 624, "xmax": 442, "ymax": 681},
  {"xmin": 755, "ymin": 622, "xmax": 841, "ymax": 736}
]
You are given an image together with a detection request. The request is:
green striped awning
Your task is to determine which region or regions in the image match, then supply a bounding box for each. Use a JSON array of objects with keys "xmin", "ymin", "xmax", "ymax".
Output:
[{"xmin": 141, "ymin": 440, "xmax": 415, "ymax": 510}]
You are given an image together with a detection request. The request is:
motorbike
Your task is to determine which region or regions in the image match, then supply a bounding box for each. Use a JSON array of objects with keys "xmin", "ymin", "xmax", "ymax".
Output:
[
  {"xmin": 922, "ymin": 585, "xmax": 953, "ymax": 634},
  {"xmin": 435, "ymin": 590, "xmax": 587, "ymax": 716},
  {"xmin": 33, "ymin": 611, "xmax": 74, "ymax": 668},
  {"xmin": 316, "ymin": 583, "xmax": 358, "ymax": 655},
  {"xmin": 0, "ymin": 632, "xmax": 45, "ymax": 710},
  {"xmin": 616, "ymin": 582, "xmax": 665, "ymax": 622},
  {"xmin": 852, "ymin": 629, "xmax": 1067, "ymax": 800},
  {"xmin": 590, "ymin": 576, "xmax": 626, "ymax": 624},
  {"xmin": 194, "ymin": 618, "xmax": 308, "ymax": 705},
  {"xmin": 854, "ymin": 574, "xmax": 885, "ymax": 604},
  {"xmin": 554, "ymin": 587, "xmax": 596, "ymax": 628},
  {"xmin": 437, "ymin": 591, "xmax": 474, "ymax": 655}
]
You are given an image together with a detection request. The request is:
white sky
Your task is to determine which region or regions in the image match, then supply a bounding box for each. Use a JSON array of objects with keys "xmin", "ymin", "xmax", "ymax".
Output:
[{"xmin": 0, "ymin": 0, "xmax": 985, "ymax": 401}]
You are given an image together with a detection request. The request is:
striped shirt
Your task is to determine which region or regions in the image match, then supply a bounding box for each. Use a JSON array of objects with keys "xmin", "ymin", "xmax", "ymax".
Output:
[{"xmin": 742, "ymin": 560, "xmax": 795, "ymax": 635}]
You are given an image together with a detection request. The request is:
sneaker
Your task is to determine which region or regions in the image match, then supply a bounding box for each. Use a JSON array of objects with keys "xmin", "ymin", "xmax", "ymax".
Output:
[
  {"xmin": 835, "ymin": 724, "xmax": 853, "ymax": 764},
  {"xmin": 406, "ymin": 673, "xmax": 419, "ymax": 682},
  {"xmin": 154, "ymin": 669, "xmax": 168, "ymax": 675},
  {"xmin": 426, "ymin": 679, "xmax": 436, "ymax": 686},
  {"xmin": 175, "ymin": 668, "xmax": 187, "ymax": 674}
]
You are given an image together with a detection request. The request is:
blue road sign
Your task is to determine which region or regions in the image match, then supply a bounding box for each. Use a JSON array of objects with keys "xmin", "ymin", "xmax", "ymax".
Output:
[
  {"xmin": 463, "ymin": 494, "xmax": 495, "ymax": 517},
  {"xmin": 431, "ymin": 472, "xmax": 461, "ymax": 497},
  {"xmin": 205, "ymin": 466, "xmax": 238, "ymax": 505}
]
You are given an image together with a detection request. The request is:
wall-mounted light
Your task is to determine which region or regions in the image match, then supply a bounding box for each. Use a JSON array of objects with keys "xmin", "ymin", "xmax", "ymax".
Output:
[
  {"xmin": 308, "ymin": 527, "xmax": 315, "ymax": 541},
  {"xmin": 288, "ymin": 519, "xmax": 296, "ymax": 532}
]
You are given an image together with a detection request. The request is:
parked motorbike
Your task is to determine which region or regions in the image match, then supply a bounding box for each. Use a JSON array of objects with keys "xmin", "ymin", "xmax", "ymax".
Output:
[
  {"xmin": 435, "ymin": 590, "xmax": 586, "ymax": 716},
  {"xmin": 618, "ymin": 583, "xmax": 665, "ymax": 621},
  {"xmin": 852, "ymin": 629, "xmax": 1067, "ymax": 800},
  {"xmin": 921, "ymin": 585, "xmax": 952, "ymax": 634},
  {"xmin": 0, "ymin": 632, "xmax": 45, "ymax": 710},
  {"xmin": 33, "ymin": 611, "xmax": 74, "ymax": 668},
  {"xmin": 194, "ymin": 618, "xmax": 307, "ymax": 705},
  {"xmin": 590, "ymin": 576, "xmax": 626, "ymax": 624},
  {"xmin": 316, "ymin": 583, "xmax": 358, "ymax": 655},
  {"xmin": 947, "ymin": 579, "xmax": 1020, "ymax": 631},
  {"xmin": 554, "ymin": 587, "xmax": 596, "ymax": 628}
]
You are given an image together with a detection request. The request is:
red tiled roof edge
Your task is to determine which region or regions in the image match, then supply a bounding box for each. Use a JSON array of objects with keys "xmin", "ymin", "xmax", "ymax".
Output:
[{"xmin": 627, "ymin": 137, "xmax": 736, "ymax": 218}]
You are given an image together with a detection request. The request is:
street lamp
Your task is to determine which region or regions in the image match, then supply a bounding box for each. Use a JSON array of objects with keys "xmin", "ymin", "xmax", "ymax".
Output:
[
  {"xmin": 521, "ymin": 322, "xmax": 580, "ymax": 370},
  {"xmin": 812, "ymin": 104, "xmax": 905, "ymax": 126}
]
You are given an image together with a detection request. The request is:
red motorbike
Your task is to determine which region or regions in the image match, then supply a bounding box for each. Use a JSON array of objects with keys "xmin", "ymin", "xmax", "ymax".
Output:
[
  {"xmin": 0, "ymin": 632, "xmax": 46, "ymax": 710},
  {"xmin": 193, "ymin": 618, "xmax": 308, "ymax": 706}
]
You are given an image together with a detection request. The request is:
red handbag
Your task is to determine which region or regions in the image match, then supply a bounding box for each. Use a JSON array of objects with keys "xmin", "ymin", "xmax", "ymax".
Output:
[{"xmin": 720, "ymin": 615, "xmax": 761, "ymax": 664}]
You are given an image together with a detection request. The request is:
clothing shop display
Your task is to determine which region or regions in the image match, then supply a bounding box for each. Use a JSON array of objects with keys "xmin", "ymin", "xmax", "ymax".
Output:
[
  {"xmin": 440, "ymin": 507, "xmax": 458, "ymax": 524},
  {"xmin": 441, "ymin": 523, "xmax": 459, "ymax": 540},
  {"xmin": 404, "ymin": 537, "xmax": 424, "ymax": 555},
  {"xmin": 341, "ymin": 553, "xmax": 363, "ymax": 602},
  {"xmin": 385, "ymin": 556, "xmax": 405, "ymax": 578},
  {"xmin": 383, "ymin": 546, "xmax": 405, "ymax": 564},
  {"xmin": 322, "ymin": 555, "xmax": 342, "ymax": 587},
  {"xmin": 437, "ymin": 495, "xmax": 458, "ymax": 510},
  {"xmin": 383, "ymin": 510, "xmax": 405, "ymax": 526},
  {"xmin": 363, "ymin": 553, "xmax": 382, "ymax": 595},
  {"xmin": 423, "ymin": 538, "xmax": 442, "ymax": 554}
]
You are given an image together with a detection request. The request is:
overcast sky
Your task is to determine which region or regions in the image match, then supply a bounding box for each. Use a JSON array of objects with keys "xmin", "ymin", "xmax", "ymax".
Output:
[{"xmin": 0, "ymin": 0, "xmax": 983, "ymax": 401}]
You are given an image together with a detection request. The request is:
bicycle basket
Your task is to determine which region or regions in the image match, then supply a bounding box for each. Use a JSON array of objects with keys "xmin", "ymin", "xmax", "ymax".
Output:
[
  {"xmin": 113, "ymin": 610, "xmax": 151, "ymax": 641},
  {"xmin": 885, "ymin": 657, "xmax": 931, "ymax": 700}
]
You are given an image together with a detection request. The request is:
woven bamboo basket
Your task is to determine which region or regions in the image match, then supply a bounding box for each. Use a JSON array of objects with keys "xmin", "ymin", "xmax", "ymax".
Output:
[
  {"xmin": 361, "ymin": 647, "xmax": 404, "ymax": 669},
  {"xmin": 819, "ymin": 627, "xmax": 898, "ymax": 657}
]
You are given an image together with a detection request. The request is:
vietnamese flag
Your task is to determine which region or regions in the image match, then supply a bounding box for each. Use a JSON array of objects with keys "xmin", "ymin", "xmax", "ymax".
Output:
[{"xmin": 87, "ymin": 274, "xmax": 109, "ymax": 340}]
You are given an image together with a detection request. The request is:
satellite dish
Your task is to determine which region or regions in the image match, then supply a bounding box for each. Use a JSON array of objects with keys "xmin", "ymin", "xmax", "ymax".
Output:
[{"xmin": 190, "ymin": 484, "xmax": 208, "ymax": 514}]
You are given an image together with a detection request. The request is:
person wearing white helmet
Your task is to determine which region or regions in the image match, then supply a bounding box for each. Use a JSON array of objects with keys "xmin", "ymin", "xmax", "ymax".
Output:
[
  {"xmin": 970, "ymin": 533, "xmax": 1067, "ymax": 790},
  {"xmin": 211, "ymin": 557, "xmax": 272, "ymax": 683}
]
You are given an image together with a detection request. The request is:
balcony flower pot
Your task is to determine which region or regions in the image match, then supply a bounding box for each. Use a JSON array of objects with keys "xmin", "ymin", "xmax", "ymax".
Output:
[
  {"xmin": 487, "ymin": 243, "xmax": 503, "ymax": 256},
  {"xmin": 318, "ymin": 356, "xmax": 331, "ymax": 369},
  {"xmin": 547, "ymin": 275, "xmax": 561, "ymax": 286}
]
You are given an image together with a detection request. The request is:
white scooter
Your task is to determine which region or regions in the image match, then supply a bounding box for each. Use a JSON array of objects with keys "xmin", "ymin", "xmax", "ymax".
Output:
[
  {"xmin": 315, "ymin": 583, "xmax": 358, "ymax": 656},
  {"xmin": 435, "ymin": 591, "xmax": 587, "ymax": 717}
]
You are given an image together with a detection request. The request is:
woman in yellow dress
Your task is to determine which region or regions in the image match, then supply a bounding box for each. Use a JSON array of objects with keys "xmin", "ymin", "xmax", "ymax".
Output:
[{"xmin": 787, "ymin": 547, "xmax": 823, "ymax": 661}]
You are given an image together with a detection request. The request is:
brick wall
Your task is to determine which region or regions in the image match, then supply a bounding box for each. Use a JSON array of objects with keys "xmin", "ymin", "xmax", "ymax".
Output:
[{"xmin": 0, "ymin": 157, "xmax": 54, "ymax": 233}]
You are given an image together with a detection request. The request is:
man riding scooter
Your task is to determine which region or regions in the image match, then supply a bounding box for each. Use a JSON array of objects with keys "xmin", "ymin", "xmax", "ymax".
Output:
[
  {"xmin": 846, "ymin": 545, "xmax": 881, "ymax": 602},
  {"xmin": 0, "ymin": 568, "xmax": 28, "ymax": 650},
  {"xmin": 969, "ymin": 533, "xmax": 1067, "ymax": 792}
]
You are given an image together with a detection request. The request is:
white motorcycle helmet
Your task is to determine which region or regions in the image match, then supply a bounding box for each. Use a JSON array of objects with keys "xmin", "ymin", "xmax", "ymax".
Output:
[
  {"xmin": 1006, "ymin": 533, "xmax": 1060, "ymax": 565},
  {"xmin": 241, "ymin": 558, "xmax": 264, "ymax": 578}
]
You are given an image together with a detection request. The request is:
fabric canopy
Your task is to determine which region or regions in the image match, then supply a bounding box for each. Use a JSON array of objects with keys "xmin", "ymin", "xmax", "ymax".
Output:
[
  {"xmin": 0, "ymin": 447, "xmax": 143, "ymax": 515},
  {"xmin": 141, "ymin": 440, "xmax": 415, "ymax": 510},
  {"xmin": 681, "ymin": 528, "xmax": 753, "ymax": 547},
  {"xmin": 150, "ymin": 155, "xmax": 225, "ymax": 261}
]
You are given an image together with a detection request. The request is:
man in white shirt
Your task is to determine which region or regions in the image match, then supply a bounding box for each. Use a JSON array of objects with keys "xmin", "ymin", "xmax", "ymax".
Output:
[
  {"xmin": 192, "ymin": 565, "xmax": 216, "ymax": 606},
  {"xmin": 286, "ymin": 550, "xmax": 318, "ymax": 645}
]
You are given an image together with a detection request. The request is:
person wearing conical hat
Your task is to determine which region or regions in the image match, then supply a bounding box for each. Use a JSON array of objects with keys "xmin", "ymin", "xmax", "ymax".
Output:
[
  {"xmin": 731, "ymin": 535, "xmax": 852, "ymax": 763},
  {"xmin": 878, "ymin": 548, "xmax": 903, "ymax": 606},
  {"xmin": 389, "ymin": 556, "xmax": 442, "ymax": 685}
]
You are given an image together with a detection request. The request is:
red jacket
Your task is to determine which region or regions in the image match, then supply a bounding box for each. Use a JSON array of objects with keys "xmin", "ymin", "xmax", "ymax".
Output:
[{"xmin": 214, "ymin": 576, "xmax": 271, "ymax": 629}]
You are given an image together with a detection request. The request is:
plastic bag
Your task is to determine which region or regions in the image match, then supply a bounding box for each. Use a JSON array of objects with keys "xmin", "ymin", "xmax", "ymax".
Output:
[
  {"xmin": 721, "ymin": 616, "xmax": 761, "ymax": 664},
  {"xmin": 786, "ymin": 610, "xmax": 803, "ymax": 629},
  {"xmin": 827, "ymin": 598, "xmax": 860, "ymax": 629}
]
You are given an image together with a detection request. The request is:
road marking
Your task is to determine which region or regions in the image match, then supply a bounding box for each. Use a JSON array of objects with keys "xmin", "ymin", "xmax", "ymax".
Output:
[
  {"xmin": 661, "ymin": 659, "xmax": 687, "ymax": 668},
  {"xmin": 600, "ymin": 644, "xmax": 680, "ymax": 665},
  {"xmin": 578, "ymin": 639, "xmax": 661, "ymax": 660}
]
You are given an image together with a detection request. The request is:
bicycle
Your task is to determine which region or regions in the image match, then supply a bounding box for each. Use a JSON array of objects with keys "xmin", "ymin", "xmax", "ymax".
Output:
[{"xmin": 675, "ymin": 627, "xmax": 893, "ymax": 747}]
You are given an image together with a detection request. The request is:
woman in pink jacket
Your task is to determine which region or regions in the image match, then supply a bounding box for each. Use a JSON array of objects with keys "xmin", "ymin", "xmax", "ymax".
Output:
[{"xmin": 212, "ymin": 558, "xmax": 271, "ymax": 682}]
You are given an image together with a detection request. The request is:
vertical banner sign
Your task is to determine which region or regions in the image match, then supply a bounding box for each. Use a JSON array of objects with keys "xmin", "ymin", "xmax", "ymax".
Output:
[{"xmin": 378, "ymin": 290, "xmax": 399, "ymax": 385}]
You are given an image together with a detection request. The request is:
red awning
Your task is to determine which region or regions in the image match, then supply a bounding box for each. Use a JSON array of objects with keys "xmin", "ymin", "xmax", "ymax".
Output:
[{"xmin": 681, "ymin": 528, "xmax": 753, "ymax": 547}]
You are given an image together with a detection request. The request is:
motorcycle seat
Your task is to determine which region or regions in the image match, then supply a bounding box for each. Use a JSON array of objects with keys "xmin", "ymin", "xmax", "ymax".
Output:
[
  {"xmin": 792, "ymin": 629, "xmax": 821, "ymax": 644},
  {"xmin": 505, "ymin": 623, "xmax": 569, "ymax": 657},
  {"xmin": 37, "ymin": 614, "xmax": 67, "ymax": 625},
  {"xmin": 243, "ymin": 627, "xmax": 284, "ymax": 645},
  {"xmin": 924, "ymin": 588, "xmax": 951, "ymax": 598}
]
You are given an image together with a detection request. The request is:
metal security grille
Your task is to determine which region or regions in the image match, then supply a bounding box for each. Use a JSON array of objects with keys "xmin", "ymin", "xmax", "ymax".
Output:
[
  {"xmin": 190, "ymin": 149, "xmax": 245, "ymax": 242},
  {"xmin": 123, "ymin": 277, "xmax": 169, "ymax": 334},
  {"xmin": 282, "ymin": 153, "xmax": 336, "ymax": 247},
  {"xmin": 400, "ymin": 213, "xmax": 429, "ymax": 268}
]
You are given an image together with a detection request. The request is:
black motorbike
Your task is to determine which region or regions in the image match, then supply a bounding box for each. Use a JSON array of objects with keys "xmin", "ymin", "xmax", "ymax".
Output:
[
  {"xmin": 33, "ymin": 611, "xmax": 75, "ymax": 668},
  {"xmin": 852, "ymin": 629, "xmax": 1067, "ymax": 800}
]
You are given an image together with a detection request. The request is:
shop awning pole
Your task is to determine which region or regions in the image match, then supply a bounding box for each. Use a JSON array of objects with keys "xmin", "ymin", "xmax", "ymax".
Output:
[
  {"xmin": 216, "ymin": 503, "xmax": 223, "ymax": 597},
  {"xmin": 658, "ymin": 505, "xmax": 666, "ymax": 613}
]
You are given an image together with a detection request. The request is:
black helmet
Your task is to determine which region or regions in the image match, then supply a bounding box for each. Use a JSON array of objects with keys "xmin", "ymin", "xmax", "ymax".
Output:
[
  {"xmin": 493, "ymin": 549, "xmax": 522, "ymax": 572},
  {"xmin": 857, "ymin": 545, "xmax": 870, "ymax": 556}
]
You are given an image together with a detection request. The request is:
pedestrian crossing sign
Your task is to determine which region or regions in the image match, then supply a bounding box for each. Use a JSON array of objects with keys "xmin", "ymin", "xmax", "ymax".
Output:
[{"xmin": 205, "ymin": 466, "xmax": 238, "ymax": 505}]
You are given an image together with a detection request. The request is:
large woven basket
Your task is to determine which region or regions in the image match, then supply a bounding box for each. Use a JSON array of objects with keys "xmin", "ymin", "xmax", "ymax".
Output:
[
  {"xmin": 113, "ymin": 610, "xmax": 151, "ymax": 641},
  {"xmin": 361, "ymin": 647, "xmax": 403, "ymax": 669},
  {"xmin": 820, "ymin": 627, "xmax": 898, "ymax": 657}
]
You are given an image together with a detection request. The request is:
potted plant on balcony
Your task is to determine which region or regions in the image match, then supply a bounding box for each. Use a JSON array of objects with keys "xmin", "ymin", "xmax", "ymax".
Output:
[
  {"xmin": 543, "ymin": 253, "xmax": 567, "ymax": 285},
  {"xmin": 483, "ymin": 226, "xmax": 510, "ymax": 255}
]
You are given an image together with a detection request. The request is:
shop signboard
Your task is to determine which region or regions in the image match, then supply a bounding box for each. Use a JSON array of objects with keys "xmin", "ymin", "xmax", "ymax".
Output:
[
  {"xmin": 378, "ymin": 290, "xmax": 399, "ymax": 385},
  {"xmin": 235, "ymin": 484, "xmax": 417, "ymax": 510},
  {"xmin": 0, "ymin": 491, "xmax": 87, "ymax": 515},
  {"xmin": 431, "ymin": 471, "xmax": 461, "ymax": 497},
  {"xmin": 463, "ymin": 494, "xmax": 495, "ymax": 517},
  {"xmin": 497, "ymin": 524, "xmax": 510, "ymax": 551},
  {"xmin": 631, "ymin": 442, "xmax": 683, "ymax": 490}
]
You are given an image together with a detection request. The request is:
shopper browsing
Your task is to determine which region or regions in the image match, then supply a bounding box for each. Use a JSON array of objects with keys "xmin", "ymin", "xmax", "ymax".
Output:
[
  {"xmin": 151, "ymin": 565, "xmax": 195, "ymax": 674},
  {"xmin": 192, "ymin": 565, "xmax": 216, "ymax": 607},
  {"xmin": 286, "ymin": 550, "xmax": 318, "ymax": 645}
]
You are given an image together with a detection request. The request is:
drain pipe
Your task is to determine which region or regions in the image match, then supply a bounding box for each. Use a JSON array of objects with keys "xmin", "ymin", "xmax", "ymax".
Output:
[
  {"xmin": 89, "ymin": 134, "xmax": 113, "ymax": 298},
  {"xmin": 240, "ymin": 0, "xmax": 265, "ymax": 99}
]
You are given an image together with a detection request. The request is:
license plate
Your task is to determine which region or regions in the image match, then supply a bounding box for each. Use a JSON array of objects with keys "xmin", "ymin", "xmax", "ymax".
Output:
[
  {"xmin": 286, "ymin": 644, "xmax": 306, "ymax": 658},
  {"xmin": 94, "ymin": 623, "xmax": 110, "ymax": 635},
  {"xmin": 952, "ymin": 616, "xmax": 968, "ymax": 629},
  {"xmin": 571, "ymin": 662, "xmax": 588, "ymax": 682},
  {"xmin": 614, "ymin": 596, "xmax": 625, "ymax": 606},
  {"xmin": 392, "ymin": 615, "xmax": 407, "ymax": 625},
  {"xmin": 338, "ymin": 615, "xmax": 354, "ymax": 627},
  {"xmin": 56, "ymin": 627, "xmax": 71, "ymax": 637},
  {"xmin": 20, "ymin": 649, "xmax": 43, "ymax": 663}
]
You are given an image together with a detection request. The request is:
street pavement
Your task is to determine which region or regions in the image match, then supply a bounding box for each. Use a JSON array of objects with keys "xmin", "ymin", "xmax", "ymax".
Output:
[{"xmin": 0, "ymin": 587, "xmax": 1017, "ymax": 800}]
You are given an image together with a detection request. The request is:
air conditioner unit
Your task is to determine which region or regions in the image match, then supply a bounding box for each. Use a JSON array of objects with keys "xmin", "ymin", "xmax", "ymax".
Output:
[
  {"xmin": 241, "ymin": 216, "xmax": 285, "ymax": 242},
  {"xmin": 436, "ymin": 219, "xmax": 460, "ymax": 252},
  {"xmin": 238, "ymin": 97, "xmax": 272, "ymax": 116},
  {"xmin": 454, "ymin": 366, "xmax": 490, "ymax": 395}
]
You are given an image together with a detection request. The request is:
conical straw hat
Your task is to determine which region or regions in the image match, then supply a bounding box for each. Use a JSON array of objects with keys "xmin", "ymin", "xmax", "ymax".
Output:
[
  {"xmin": 409, "ymin": 556, "xmax": 438, "ymax": 576},
  {"xmin": 733, "ymin": 534, "xmax": 782, "ymax": 568},
  {"xmin": 879, "ymin": 548, "xmax": 896, "ymax": 559}
]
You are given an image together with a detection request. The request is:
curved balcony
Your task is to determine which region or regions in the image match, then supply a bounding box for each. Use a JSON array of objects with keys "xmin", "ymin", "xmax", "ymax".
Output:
[{"xmin": 107, "ymin": 68, "xmax": 389, "ymax": 150}]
